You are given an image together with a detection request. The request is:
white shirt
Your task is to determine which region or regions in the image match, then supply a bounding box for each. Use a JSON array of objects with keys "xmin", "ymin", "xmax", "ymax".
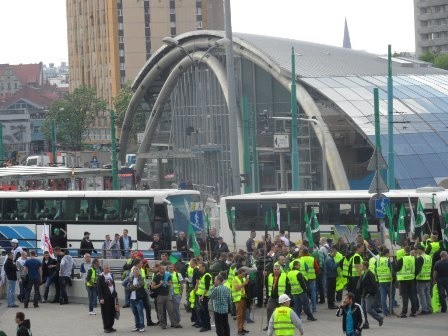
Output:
[
  {"xmin": 280, "ymin": 236, "xmax": 290, "ymax": 247},
  {"xmin": 130, "ymin": 277, "xmax": 138, "ymax": 300}
]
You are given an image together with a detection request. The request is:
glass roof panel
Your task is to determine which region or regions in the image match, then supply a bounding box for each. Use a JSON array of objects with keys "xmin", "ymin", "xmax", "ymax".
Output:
[
  {"xmin": 402, "ymin": 133, "xmax": 434, "ymax": 154},
  {"xmin": 334, "ymin": 87, "xmax": 365, "ymax": 101},
  {"xmin": 413, "ymin": 178, "xmax": 437, "ymax": 187},
  {"xmin": 397, "ymin": 179, "xmax": 416, "ymax": 189},
  {"xmin": 399, "ymin": 155, "xmax": 432, "ymax": 178},
  {"xmin": 393, "ymin": 134, "xmax": 416, "ymax": 155},
  {"xmin": 319, "ymin": 87, "xmax": 346, "ymax": 101}
]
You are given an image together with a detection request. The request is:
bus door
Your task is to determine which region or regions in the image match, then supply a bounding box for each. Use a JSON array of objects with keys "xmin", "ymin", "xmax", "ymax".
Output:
[{"xmin": 134, "ymin": 198, "xmax": 154, "ymax": 249}]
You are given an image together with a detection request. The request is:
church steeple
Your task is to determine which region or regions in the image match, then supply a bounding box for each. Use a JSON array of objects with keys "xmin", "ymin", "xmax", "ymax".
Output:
[{"xmin": 343, "ymin": 18, "xmax": 352, "ymax": 49}]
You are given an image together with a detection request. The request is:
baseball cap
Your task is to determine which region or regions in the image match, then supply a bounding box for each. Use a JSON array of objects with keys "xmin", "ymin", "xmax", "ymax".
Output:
[
  {"xmin": 11, "ymin": 238, "xmax": 19, "ymax": 244},
  {"xmin": 278, "ymin": 294, "xmax": 291, "ymax": 304}
]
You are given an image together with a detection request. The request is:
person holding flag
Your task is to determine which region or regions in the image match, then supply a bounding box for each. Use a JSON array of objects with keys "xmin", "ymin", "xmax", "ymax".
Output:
[{"xmin": 40, "ymin": 223, "xmax": 54, "ymax": 257}]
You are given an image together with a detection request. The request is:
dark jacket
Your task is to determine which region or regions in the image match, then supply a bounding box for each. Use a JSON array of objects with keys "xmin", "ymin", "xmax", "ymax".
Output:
[
  {"xmin": 97, "ymin": 273, "xmax": 118, "ymax": 301},
  {"xmin": 176, "ymin": 237, "xmax": 188, "ymax": 252},
  {"xmin": 80, "ymin": 238, "xmax": 95, "ymax": 256},
  {"xmin": 337, "ymin": 302, "xmax": 365, "ymax": 333},
  {"xmin": 16, "ymin": 319, "xmax": 31, "ymax": 336},
  {"xmin": 4, "ymin": 257, "xmax": 17, "ymax": 281},
  {"xmin": 119, "ymin": 236, "xmax": 133, "ymax": 256},
  {"xmin": 126, "ymin": 274, "xmax": 147, "ymax": 300},
  {"xmin": 42, "ymin": 256, "xmax": 58, "ymax": 280},
  {"xmin": 358, "ymin": 269, "xmax": 378, "ymax": 297},
  {"xmin": 215, "ymin": 242, "xmax": 229, "ymax": 254}
]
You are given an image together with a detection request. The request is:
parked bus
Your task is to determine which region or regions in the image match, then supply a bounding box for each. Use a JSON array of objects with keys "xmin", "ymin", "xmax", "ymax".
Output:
[
  {"xmin": 0, "ymin": 189, "xmax": 202, "ymax": 255},
  {"xmin": 219, "ymin": 188, "xmax": 448, "ymax": 251}
]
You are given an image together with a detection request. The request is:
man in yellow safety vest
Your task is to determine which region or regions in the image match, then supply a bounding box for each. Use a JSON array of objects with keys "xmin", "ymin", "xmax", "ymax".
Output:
[
  {"xmin": 415, "ymin": 244, "xmax": 432, "ymax": 315},
  {"xmin": 267, "ymin": 294, "xmax": 304, "ymax": 336},
  {"xmin": 394, "ymin": 246, "xmax": 418, "ymax": 318}
]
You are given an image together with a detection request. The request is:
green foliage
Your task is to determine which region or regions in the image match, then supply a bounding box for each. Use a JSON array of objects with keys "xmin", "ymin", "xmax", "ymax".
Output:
[
  {"xmin": 419, "ymin": 51, "xmax": 437, "ymax": 63},
  {"xmin": 113, "ymin": 82, "xmax": 146, "ymax": 143},
  {"xmin": 42, "ymin": 85, "xmax": 106, "ymax": 151},
  {"xmin": 434, "ymin": 54, "xmax": 448, "ymax": 70}
]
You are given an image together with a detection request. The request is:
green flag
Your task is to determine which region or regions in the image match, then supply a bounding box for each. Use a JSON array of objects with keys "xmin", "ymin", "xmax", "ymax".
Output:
[
  {"xmin": 415, "ymin": 199, "xmax": 426, "ymax": 239},
  {"xmin": 187, "ymin": 223, "xmax": 201, "ymax": 257},
  {"xmin": 169, "ymin": 254, "xmax": 179, "ymax": 265},
  {"xmin": 205, "ymin": 213, "xmax": 211, "ymax": 230},
  {"xmin": 270, "ymin": 207, "xmax": 276, "ymax": 230},
  {"xmin": 385, "ymin": 204, "xmax": 395, "ymax": 244},
  {"xmin": 310, "ymin": 208, "xmax": 320, "ymax": 244},
  {"xmin": 305, "ymin": 211, "xmax": 314, "ymax": 248},
  {"xmin": 360, "ymin": 203, "xmax": 370, "ymax": 240},
  {"xmin": 444, "ymin": 201, "xmax": 448, "ymax": 249},
  {"xmin": 397, "ymin": 204, "xmax": 407, "ymax": 246}
]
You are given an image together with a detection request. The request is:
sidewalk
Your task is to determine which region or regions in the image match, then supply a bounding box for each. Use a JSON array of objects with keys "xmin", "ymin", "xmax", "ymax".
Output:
[{"xmin": 0, "ymin": 299, "xmax": 447, "ymax": 336}]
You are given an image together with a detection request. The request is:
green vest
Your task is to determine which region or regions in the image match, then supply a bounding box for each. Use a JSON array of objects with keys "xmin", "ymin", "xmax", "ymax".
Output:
[
  {"xmin": 273, "ymin": 306, "xmax": 295, "ymax": 336},
  {"xmin": 140, "ymin": 268, "xmax": 148, "ymax": 289},
  {"xmin": 172, "ymin": 272, "xmax": 181, "ymax": 295},
  {"xmin": 334, "ymin": 252, "xmax": 347, "ymax": 291},
  {"xmin": 232, "ymin": 276, "xmax": 244, "ymax": 302},
  {"xmin": 299, "ymin": 255, "xmax": 316, "ymax": 280},
  {"xmin": 86, "ymin": 268, "xmax": 97, "ymax": 287},
  {"xmin": 197, "ymin": 272, "xmax": 212, "ymax": 297},
  {"xmin": 268, "ymin": 273, "xmax": 287, "ymax": 297},
  {"xmin": 188, "ymin": 288, "xmax": 196, "ymax": 308},
  {"xmin": 187, "ymin": 265, "xmax": 195, "ymax": 278},
  {"xmin": 396, "ymin": 255, "xmax": 415, "ymax": 281},
  {"xmin": 348, "ymin": 253, "xmax": 362, "ymax": 278},
  {"xmin": 228, "ymin": 266, "xmax": 236, "ymax": 289},
  {"xmin": 287, "ymin": 270, "xmax": 303, "ymax": 295},
  {"xmin": 416, "ymin": 254, "xmax": 432, "ymax": 281},
  {"xmin": 121, "ymin": 258, "xmax": 132, "ymax": 280},
  {"xmin": 376, "ymin": 257, "xmax": 392, "ymax": 283},
  {"xmin": 342, "ymin": 256, "xmax": 350, "ymax": 278}
]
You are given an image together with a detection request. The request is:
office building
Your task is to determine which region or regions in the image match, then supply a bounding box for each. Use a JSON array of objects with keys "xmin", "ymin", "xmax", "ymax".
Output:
[
  {"xmin": 66, "ymin": 0, "xmax": 224, "ymax": 142},
  {"xmin": 414, "ymin": 0, "xmax": 448, "ymax": 57}
]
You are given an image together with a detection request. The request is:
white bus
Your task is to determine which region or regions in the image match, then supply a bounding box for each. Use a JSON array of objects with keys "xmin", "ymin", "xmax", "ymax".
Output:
[
  {"xmin": 0, "ymin": 189, "xmax": 202, "ymax": 256},
  {"xmin": 219, "ymin": 188, "xmax": 448, "ymax": 251}
]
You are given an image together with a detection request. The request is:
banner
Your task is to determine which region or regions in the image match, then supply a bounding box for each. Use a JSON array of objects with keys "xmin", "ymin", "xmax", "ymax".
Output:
[{"xmin": 41, "ymin": 223, "xmax": 54, "ymax": 258}]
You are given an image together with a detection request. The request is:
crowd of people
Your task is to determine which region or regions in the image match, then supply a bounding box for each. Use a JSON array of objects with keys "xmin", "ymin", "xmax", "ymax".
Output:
[{"xmin": 2, "ymin": 228, "xmax": 448, "ymax": 336}]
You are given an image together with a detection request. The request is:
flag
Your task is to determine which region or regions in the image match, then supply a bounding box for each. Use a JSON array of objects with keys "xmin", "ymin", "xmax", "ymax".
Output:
[
  {"xmin": 277, "ymin": 203, "xmax": 281, "ymax": 231},
  {"xmin": 187, "ymin": 223, "xmax": 201, "ymax": 257},
  {"xmin": 360, "ymin": 203, "xmax": 370, "ymax": 241},
  {"xmin": 310, "ymin": 208, "xmax": 320, "ymax": 244},
  {"xmin": 270, "ymin": 207, "xmax": 276, "ymax": 230},
  {"xmin": 205, "ymin": 213, "xmax": 211, "ymax": 231},
  {"xmin": 169, "ymin": 254, "xmax": 179, "ymax": 265},
  {"xmin": 41, "ymin": 223, "xmax": 54, "ymax": 257},
  {"xmin": 305, "ymin": 211, "xmax": 314, "ymax": 248},
  {"xmin": 408, "ymin": 197, "xmax": 416, "ymax": 238},
  {"xmin": 385, "ymin": 204, "xmax": 395, "ymax": 244},
  {"xmin": 416, "ymin": 199, "xmax": 426, "ymax": 229},
  {"xmin": 397, "ymin": 204, "xmax": 407, "ymax": 245}
]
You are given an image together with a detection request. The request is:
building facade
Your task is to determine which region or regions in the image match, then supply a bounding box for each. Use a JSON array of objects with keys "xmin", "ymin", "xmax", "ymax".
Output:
[
  {"xmin": 66, "ymin": 0, "xmax": 224, "ymax": 142},
  {"xmin": 414, "ymin": 0, "xmax": 448, "ymax": 57},
  {"xmin": 121, "ymin": 31, "xmax": 448, "ymax": 195}
]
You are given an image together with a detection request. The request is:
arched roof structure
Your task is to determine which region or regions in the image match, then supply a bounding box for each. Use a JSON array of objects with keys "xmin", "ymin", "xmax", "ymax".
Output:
[{"xmin": 121, "ymin": 30, "xmax": 448, "ymax": 190}]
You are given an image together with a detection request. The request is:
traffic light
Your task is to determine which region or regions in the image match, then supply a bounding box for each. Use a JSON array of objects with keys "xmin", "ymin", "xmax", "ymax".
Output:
[{"xmin": 240, "ymin": 173, "xmax": 250, "ymax": 186}]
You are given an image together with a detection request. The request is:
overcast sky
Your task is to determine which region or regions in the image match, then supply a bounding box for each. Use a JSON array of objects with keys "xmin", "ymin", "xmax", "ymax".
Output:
[{"xmin": 0, "ymin": 0, "xmax": 415, "ymax": 65}]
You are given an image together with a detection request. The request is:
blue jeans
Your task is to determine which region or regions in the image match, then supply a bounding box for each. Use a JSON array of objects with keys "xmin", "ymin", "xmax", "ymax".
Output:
[
  {"xmin": 7, "ymin": 279, "xmax": 17, "ymax": 306},
  {"xmin": 59, "ymin": 276, "xmax": 70, "ymax": 303},
  {"xmin": 292, "ymin": 293, "xmax": 313, "ymax": 319},
  {"xmin": 43, "ymin": 274, "xmax": 58, "ymax": 301},
  {"xmin": 379, "ymin": 283, "xmax": 391, "ymax": 316},
  {"xmin": 199, "ymin": 297, "xmax": 211, "ymax": 329},
  {"xmin": 131, "ymin": 298, "xmax": 145, "ymax": 329},
  {"xmin": 416, "ymin": 281, "xmax": 432, "ymax": 313},
  {"xmin": 172, "ymin": 294, "xmax": 182, "ymax": 324},
  {"xmin": 24, "ymin": 278, "xmax": 41, "ymax": 306},
  {"xmin": 308, "ymin": 280, "xmax": 317, "ymax": 312},
  {"xmin": 87, "ymin": 285, "xmax": 98, "ymax": 312},
  {"xmin": 362, "ymin": 294, "xmax": 383, "ymax": 325}
]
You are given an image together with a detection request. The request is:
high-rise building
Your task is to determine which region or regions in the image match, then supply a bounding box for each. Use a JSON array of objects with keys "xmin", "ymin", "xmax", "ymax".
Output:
[
  {"xmin": 414, "ymin": 0, "xmax": 448, "ymax": 57},
  {"xmin": 66, "ymin": 0, "xmax": 224, "ymax": 142}
]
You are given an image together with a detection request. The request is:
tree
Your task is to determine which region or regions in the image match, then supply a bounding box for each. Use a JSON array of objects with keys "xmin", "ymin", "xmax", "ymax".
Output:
[
  {"xmin": 113, "ymin": 82, "xmax": 146, "ymax": 144},
  {"xmin": 434, "ymin": 54, "xmax": 448, "ymax": 70},
  {"xmin": 42, "ymin": 85, "xmax": 106, "ymax": 151},
  {"xmin": 419, "ymin": 51, "xmax": 437, "ymax": 63}
]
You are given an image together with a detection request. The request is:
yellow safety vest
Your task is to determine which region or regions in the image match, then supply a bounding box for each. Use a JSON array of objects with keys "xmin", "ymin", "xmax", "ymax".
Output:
[
  {"xmin": 86, "ymin": 268, "xmax": 97, "ymax": 287},
  {"xmin": 197, "ymin": 272, "xmax": 212, "ymax": 297},
  {"xmin": 369, "ymin": 256, "xmax": 378, "ymax": 281},
  {"xmin": 396, "ymin": 255, "xmax": 415, "ymax": 281},
  {"xmin": 376, "ymin": 257, "xmax": 392, "ymax": 283},
  {"xmin": 274, "ymin": 261, "xmax": 289, "ymax": 274},
  {"xmin": 334, "ymin": 252, "xmax": 347, "ymax": 292},
  {"xmin": 140, "ymin": 268, "xmax": 148, "ymax": 289},
  {"xmin": 289, "ymin": 258, "xmax": 300, "ymax": 271},
  {"xmin": 299, "ymin": 255, "xmax": 316, "ymax": 280},
  {"xmin": 172, "ymin": 272, "xmax": 181, "ymax": 295},
  {"xmin": 187, "ymin": 265, "xmax": 195, "ymax": 278},
  {"xmin": 273, "ymin": 306, "xmax": 295, "ymax": 336},
  {"xmin": 347, "ymin": 253, "xmax": 362, "ymax": 278},
  {"xmin": 286, "ymin": 270, "xmax": 303, "ymax": 295},
  {"xmin": 429, "ymin": 241, "xmax": 440, "ymax": 257},
  {"xmin": 416, "ymin": 254, "xmax": 432, "ymax": 281},
  {"xmin": 268, "ymin": 273, "xmax": 287, "ymax": 297},
  {"xmin": 188, "ymin": 288, "xmax": 196, "ymax": 308},
  {"xmin": 121, "ymin": 258, "xmax": 132, "ymax": 280},
  {"xmin": 396, "ymin": 249, "xmax": 405, "ymax": 261},
  {"xmin": 232, "ymin": 276, "xmax": 244, "ymax": 302}
]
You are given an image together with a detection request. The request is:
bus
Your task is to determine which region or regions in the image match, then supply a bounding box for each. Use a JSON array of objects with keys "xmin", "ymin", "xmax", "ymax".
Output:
[
  {"xmin": 219, "ymin": 188, "xmax": 448, "ymax": 251},
  {"xmin": 0, "ymin": 189, "xmax": 202, "ymax": 256}
]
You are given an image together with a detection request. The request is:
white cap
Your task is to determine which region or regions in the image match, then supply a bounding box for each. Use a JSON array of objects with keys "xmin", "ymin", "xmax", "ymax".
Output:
[
  {"xmin": 11, "ymin": 238, "xmax": 19, "ymax": 244},
  {"xmin": 278, "ymin": 294, "xmax": 291, "ymax": 304}
]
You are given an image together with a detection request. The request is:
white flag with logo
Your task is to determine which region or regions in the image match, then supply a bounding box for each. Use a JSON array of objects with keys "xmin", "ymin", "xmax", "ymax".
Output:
[{"xmin": 41, "ymin": 223, "xmax": 54, "ymax": 257}]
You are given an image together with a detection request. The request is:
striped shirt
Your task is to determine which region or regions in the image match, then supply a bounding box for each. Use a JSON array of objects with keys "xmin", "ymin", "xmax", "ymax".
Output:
[{"xmin": 209, "ymin": 283, "xmax": 232, "ymax": 314}]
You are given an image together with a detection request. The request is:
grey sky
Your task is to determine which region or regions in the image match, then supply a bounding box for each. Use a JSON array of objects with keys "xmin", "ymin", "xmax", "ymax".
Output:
[{"xmin": 0, "ymin": 0, "xmax": 415, "ymax": 65}]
